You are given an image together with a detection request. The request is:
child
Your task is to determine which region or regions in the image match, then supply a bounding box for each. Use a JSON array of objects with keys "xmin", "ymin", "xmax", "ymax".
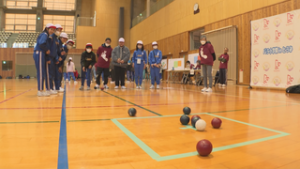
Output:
[
  {"xmin": 66, "ymin": 57, "xmax": 76, "ymax": 82},
  {"xmin": 218, "ymin": 47, "xmax": 229, "ymax": 87},
  {"xmin": 149, "ymin": 41, "xmax": 162, "ymax": 89},
  {"xmin": 63, "ymin": 39, "xmax": 75, "ymax": 82},
  {"xmin": 33, "ymin": 23, "xmax": 56, "ymax": 97},
  {"xmin": 80, "ymin": 43, "xmax": 96, "ymax": 90},
  {"xmin": 57, "ymin": 32, "xmax": 69, "ymax": 92},
  {"xmin": 95, "ymin": 37, "xmax": 113, "ymax": 89},
  {"xmin": 132, "ymin": 40, "xmax": 147, "ymax": 89}
]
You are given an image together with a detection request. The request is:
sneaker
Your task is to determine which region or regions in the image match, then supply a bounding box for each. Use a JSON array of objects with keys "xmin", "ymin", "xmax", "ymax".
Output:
[
  {"xmin": 58, "ymin": 87, "xmax": 64, "ymax": 93},
  {"xmin": 156, "ymin": 85, "xmax": 160, "ymax": 89},
  {"xmin": 150, "ymin": 85, "xmax": 155, "ymax": 89},
  {"xmin": 139, "ymin": 86, "xmax": 142, "ymax": 89},
  {"xmin": 104, "ymin": 85, "xmax": 109, "ymax": 89},
  {"xmin": 37, "ymin": 91, "xmax": 45, "ymax": 97},
  {"xmin": 43, "ymin": 91, "xmax": 50, "ymax": 97},
  {"xmin": 79, "ymin": 86, "xmax": 84, "ymax": 90},
  {"xmin": 206, "ymin": 88, "xmax": 213, "ymax": 92},
  {"xmin": 50, "ymin": 90, "xmax": 58, "ymax": 95},
  {"xmin": 114, "ymin": 86, "xmax": 119, "ymax": 89},
  {"xmin": 136, "ymin": 86, "xmax": 139, "ymax": 89},
  {"xmin": 121, "ymin": 86, "xmax": 126, "ymax": 89},
  {"xmin": 222, "ymin": 84, "xmax": 226, "ymax": 87},
  {"xmin": 201, "ymin": 87, "xmax": 207, "ymax": 92},
  {"xmin": 218, "ymin": 84, "xmax": 222, "ymax": 87},
  {"xmin": 87, "ymin": 87, "xmax": 91, "ymax": 90}
]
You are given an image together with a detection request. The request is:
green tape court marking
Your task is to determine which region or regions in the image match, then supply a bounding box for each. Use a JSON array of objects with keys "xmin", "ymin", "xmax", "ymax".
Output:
[
  {"xmin": 103, "ymin": 91, "xmax": 162, "ymax": 116},
  {"xmin": 68, "ymin": 119, "xmax": 111, "ymax": 122},
  {"xmin": 113, "ymin": 113, "xmax": 290, "ymax": 161},
  {"xmin": 0, "ymin": 121, "xmax": 59, "ymax": 124}
]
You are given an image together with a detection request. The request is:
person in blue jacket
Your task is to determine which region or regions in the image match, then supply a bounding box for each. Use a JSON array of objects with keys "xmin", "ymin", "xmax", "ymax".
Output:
[
  {"xmin": 132, "ymin": 40, "xmax": 147, "ymax": 89},
  {"xmin": 57, "ymin": 32, "xmax": 69, "ymax": 92},
  {"xmin": 33, "ymin": 23, "xmax": 56, "ymax": 97},
  {"xmin": 47, "ymin": 24, "xmax": 63, "ymax": 94},
  {"xmin": 149, "ymin": 41, "xmax": 162, "ymax": 89}
]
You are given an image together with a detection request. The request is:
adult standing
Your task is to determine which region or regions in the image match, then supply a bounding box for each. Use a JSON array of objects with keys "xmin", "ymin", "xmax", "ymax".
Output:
[
  {"xmin": 95, "ymin": 38, "xmax": 113, "ymax": 89},
  {"xmin": 112, "ymin": 38, "xmax": 130, "ymax": 89},
  {"xmin": 218, "ymin": 47, "xmax": 229, "ymax": 87},
  {"xmin": 199, "ymin": 35, "xmax": 216, "ymax": 92}
]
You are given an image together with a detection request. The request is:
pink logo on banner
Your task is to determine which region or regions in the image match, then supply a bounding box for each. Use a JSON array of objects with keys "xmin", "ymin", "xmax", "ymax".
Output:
[
  {"xmin": 286, "ymin": 61, "xmax": 294, "ymax": 71},
  {"xmin": 275, "ymin": 60, "xmax": 281, "ymax": 71},
  {"xmin": 263, "ymin": 19, "xmax": 270, "ymax": 29},
  {"xmin": 273, "ymin": 76, "xmax": 281, "ymax": 86},
  {"xmin": 254, "ymin": 34, "xmax": 259, "ymax": 44},
  {"xmin": 286, "ymin": 30, "xmax": 295, "ymax": 40},
  {"xmin": 273, "ymin": 17, "xmax": 281, "ymax": 27},
  {"xmin": 263, "ymin": 34, "xmax": 271, "ymax": 43},
  {"xmin": 263, "ymin": 74, "xmax": 270, "ymax": 85},
  {"xmin": 263, "ymin": 62, "xmax": 270, "ymax": 71},
  {"xmin": 254, "ymin": 61, "xmax": 260, "ymax": 71},
  {"xmin": 287, "ymin": 13, "xmax": 294, "ymax": 24},
  {"xmin": 252, "ymin": 76, "xmax": 259, "ymax": 85},
  {"xmin": 253, "ymin": 49, "xmax": 260, "ymax": 58},
  {"xmin": 253, "ymin": 23, "xmax": 259, "ymax": 31},
  {"xmin": 275, "ymin": 30, "xmax": 281, "ymax": 42},
  {"xmin": 287, "ymin": 75, "xmax": 294, "ymax": 86}
]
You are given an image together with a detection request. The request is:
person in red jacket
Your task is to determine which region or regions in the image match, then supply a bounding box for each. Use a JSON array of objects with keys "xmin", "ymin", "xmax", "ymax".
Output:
[
  {"xmin": 199, "ymin": 35, "xmax": 216, "ymax": 92},
  {"xmin": 218, "ymin": 47, "xmax": 229, "ymax": 87},
  {"xmin": 94, "ymin": 38, "xmax": 113, "ymax": 89}
]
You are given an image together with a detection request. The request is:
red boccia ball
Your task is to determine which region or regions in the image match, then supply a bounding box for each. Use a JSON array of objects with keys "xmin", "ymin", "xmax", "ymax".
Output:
[
  {"xmin": 211, "ymin": 118, "xmax": 222, "ymax": 129},
  {"xmin": 196, "ymin": 139, "xmax": 213, "ymax": 156}
]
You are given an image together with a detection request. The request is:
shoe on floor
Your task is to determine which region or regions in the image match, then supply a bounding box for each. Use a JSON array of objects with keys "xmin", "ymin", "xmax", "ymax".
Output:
[
  {"xmin": 136, "ymin": 86, "xmax": 139, "ymax": 89},
  {"xmin": 114, "ymin": 86, "xmax": 119, "ymax": 89},
  {"xmin": 201, "ymin": 87, "xmax": 207, "ymax": 92},
  {"xmin": 50, "ymin": 90, "xmax": 58, "ymax": 95},
  {"xmin": 104, "ymin": 85, "xmax": 109, "ymax": 89},
  {"xmin": 37, "ymin": 91, "xmax": 50, "ymax": 97},
  {"xmin": 156, "ymin": 85, "xmax": 160, "ymax": 89},
  {"xmin": 206, "ymin": 88, "xmax": 212, "ymax": 92},
  {"xmin": 87, "ymin": 87, "xmax": 91, "ymax": 90},
  {"xmin": 222, "ymin": 84, "xmax": 226, "ymax": 87},
  {"xmin": 58, "ymin": 87, "xmax": 64, "ymax": 93},
  {"xmin": 79, "ymin": 86, "xmax": 84, "ymax": 90},
  {"xmin": 150, "ymin": 85, "xmax": 155, "ymax": 89},
  {"xmin": 121, "ymin": 86, "xmax": 126, "ymax": 89}
]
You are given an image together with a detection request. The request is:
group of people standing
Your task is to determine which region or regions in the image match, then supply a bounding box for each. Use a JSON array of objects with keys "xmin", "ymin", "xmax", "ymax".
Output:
[{"xmin": 33, "ymin": 23, "xmax": 74, "ymax": 97}]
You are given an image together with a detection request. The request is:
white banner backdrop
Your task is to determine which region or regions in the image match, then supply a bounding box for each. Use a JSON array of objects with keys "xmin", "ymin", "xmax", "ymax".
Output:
[
  {"xmin": 161, "ymin": 59, "xmax": 168, "ymax": 70},
  {"xmin": 167, "ymin": 58, "xmax": 185, "ymax": 71},
  {"xmin": 251, "ymin": 9, "xmax": 300, "ymax": 88},
  {"xmin": 188, "ymin": 53, "xmax": 199, "ymax": 65}
]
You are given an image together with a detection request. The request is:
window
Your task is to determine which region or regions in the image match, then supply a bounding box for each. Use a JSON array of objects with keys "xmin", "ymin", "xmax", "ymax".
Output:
[
  {"xmin": 43, "ymin": 15, "xmax": 74, "ymax": 33},
  {"xmin": 190, "ymin": 28, "xmax": 205, "ymax": 50},
  {"xmin": 43, "ymin": 0, "xmax": 75, "ymax": 11},
  {"xmin": 5, "ymin": 14, "xmax": 36, "ymax": 33},
  {"xmin": 2, "ymin": 61, "xmax": 13, "ymax": 71},
  {"xmin": 6, "ymin": 0, "xmax": 37, "ymax": 9}
]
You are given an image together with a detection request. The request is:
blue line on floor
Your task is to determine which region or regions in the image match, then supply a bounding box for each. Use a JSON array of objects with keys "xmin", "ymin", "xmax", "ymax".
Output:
[{"xmin": 57, "ymin": 85, "xmax": 69, "ymax": 169}]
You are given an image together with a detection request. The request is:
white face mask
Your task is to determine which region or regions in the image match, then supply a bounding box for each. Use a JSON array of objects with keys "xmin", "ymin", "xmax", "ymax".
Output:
[
  {"xmin": 153, "ymin": 46, "xmax": 158, "ymax": 50},
  {"xmin": 105, "ymin": 43, "xmax": 110, "ymax": 47},
  {"xmin": 86, "ymin": 49, "xmax": 92, "ymax": 53},
  {"xmin": 138, "ymin": 45, "xmax": 142, "ymax": 49},
  {"xmin": 201, "ymin": 40, "xmax": 206, "ymax": 45},
  {"xmin": 67, "ymin": 45, "xmax": 72, "ymax": 49},
  {"xmin": 55, "ymin": 31, "xmax": 61, "ymax": 36}
]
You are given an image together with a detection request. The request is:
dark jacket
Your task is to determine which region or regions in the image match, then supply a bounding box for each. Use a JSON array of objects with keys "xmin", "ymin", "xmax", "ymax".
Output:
[
  {"xmin": 112, "ymin": 46, "xmax": 130, "ymax": 68},
  {"xmin": 80, "ymin": 51, "xmax": 96, "ymax": 68}
]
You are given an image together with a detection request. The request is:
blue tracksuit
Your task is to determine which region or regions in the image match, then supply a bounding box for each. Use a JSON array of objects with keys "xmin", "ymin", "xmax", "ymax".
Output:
[
  {"xmin": 149, "ymin": 49, "xmax": 162, "ymax": 85},
  {"xmin": 48, "ymin": 34, "xmax": 61, "ymax": 90},
  {"xmin": 57, "ymin": 40, "xmax": 68, "ymax": 88},
  {"xmin": 33, "ymin": 31, "xmax": 50, "ymax": 91},
  {"xmin": 133, "ymin": 49, "xmax": 147, "ymax": 86}
]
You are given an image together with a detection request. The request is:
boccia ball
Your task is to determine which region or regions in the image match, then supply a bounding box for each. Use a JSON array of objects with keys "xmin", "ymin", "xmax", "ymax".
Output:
[
  {"xmin": 211, "ymin": 118, "xmax": 222, "ymax": 129},
  {"xmin": 183, "ymin": 107, "xmax": 191, "ymax": 115},
  {"xmin": 191, "ymin": 116, "xmax": 201, "ymax": 128},
  {"xmin": 195, "ymin": 119, "xmax": 206, "ymax": 131},
  {"xmin": 101, "ymin": 87, "xmax": 104, "ymax": 91},
  {"xmin": 196, "ymin": 139, "xmax": 213, "ymax": 156},
  {"xmin": 180, "ymin": 115, "xmax": 190, "ymax": 125},
  {"xmin": 128, "ymin": 108, "xmax": 137, "ymax": 116},
  {"xmin": 191, "ymin": 115, "xmax": 201, "ymax": 120}
]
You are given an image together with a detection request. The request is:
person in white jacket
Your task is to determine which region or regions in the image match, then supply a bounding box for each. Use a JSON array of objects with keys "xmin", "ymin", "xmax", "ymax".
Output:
[{"xmin": 66, "ymin": 57, "xmax": 77, "ymax": 83}]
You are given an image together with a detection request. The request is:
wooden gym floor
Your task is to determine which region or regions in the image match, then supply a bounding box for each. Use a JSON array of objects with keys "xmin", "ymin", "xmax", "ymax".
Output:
[{"xmin": 0, "ymin": 79, "xmax": 300, "ymax": 169}]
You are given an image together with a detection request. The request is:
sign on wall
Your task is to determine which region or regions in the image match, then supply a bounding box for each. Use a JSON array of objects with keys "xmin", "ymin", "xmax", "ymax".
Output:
[
  {"xmin": 251, "ymin": 9, "xmax": 300, "ymax": 88},
  {"xmin": 167, "ymin": 58, "xmax": 185, "ymax": 71}
]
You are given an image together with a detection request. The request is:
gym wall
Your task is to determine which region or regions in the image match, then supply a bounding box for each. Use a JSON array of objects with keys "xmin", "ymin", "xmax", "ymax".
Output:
[
  {"xmin": 76, "ymin": 0, "xmax": 131, "ymax": 50},
  {"xmin": 129, "ymin": 0, "xmax": 300, "ymax": 85}
]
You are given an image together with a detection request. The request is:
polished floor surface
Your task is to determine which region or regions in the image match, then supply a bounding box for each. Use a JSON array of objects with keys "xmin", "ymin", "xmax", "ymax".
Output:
[{"xmin": 0, "ymin": 79, "xmax": 299, "ymax": 169}]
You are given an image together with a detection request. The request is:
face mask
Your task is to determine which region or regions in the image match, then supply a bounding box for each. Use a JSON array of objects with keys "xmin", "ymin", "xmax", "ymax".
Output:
[
  {"xmin": 138, "ymin": 45, "xmax": 142, "ymax": 49},
  {"xmin": 105, "ymin": 43, "xmax": 110, "ymax": 47},
  {"xmin": 55, "ymin": 31, "xmax": 61, "ymax": 36},
  {"xmin": 86, "ymin": 49, "xmax": 92, "ymax": 53},
  {"xmin": 153, "ymin": 46, "xmax": 158, "ymax": 50},
  {"xmin": 201, "ymin": 40, "xmax": 206, "ymax": 45},
  {"xmin": 67, "ymin": 45, "xmax": 72, "ymax": 49}
]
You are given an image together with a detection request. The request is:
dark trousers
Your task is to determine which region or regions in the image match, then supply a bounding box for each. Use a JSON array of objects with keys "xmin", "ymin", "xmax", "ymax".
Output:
[
  {"xmin": 96, "ymin": 67, "xmax": 109, "ymax": 85},
  {"xmin": 219, "ymin": 68, "xmax": 227, "ymax": 84},
  {"xmin": 111, "ymin": 69, "xmax": 115, "ymax": 81},
  {"xmin": 114, "ymin": 66, "xmax": 126, "ymax": 86}
]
